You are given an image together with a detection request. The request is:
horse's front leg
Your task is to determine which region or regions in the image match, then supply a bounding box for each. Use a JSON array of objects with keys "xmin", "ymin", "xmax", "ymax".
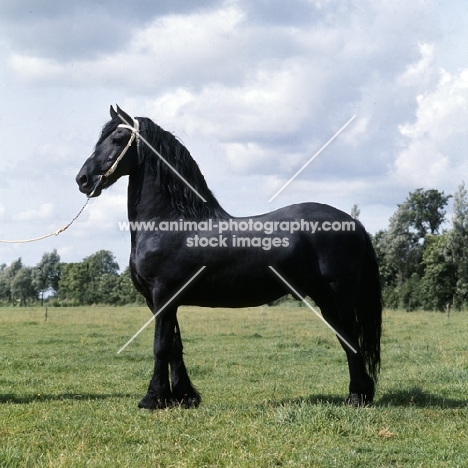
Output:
[
  {"xmin": 138, "ymin": 310, "xmax": 175, "ymax": 409},
  {"xmin": 170, "ymin": 318, "xmax": 201, "ymax": 408}
]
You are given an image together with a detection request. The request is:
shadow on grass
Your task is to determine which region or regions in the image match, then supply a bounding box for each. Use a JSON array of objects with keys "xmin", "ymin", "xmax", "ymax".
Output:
[
  {"xmin": 0, "ymin": 393, "xmax": 134, "ymax": 405},
  {"xmin": 376, "ymin": 387, "xmax": 468, "ymax": 408},
  {"xmin": 261, "ymin": 388, "xmax": 468, "ymax": 409},
  {"xmin": 3, "ymin": 389, "xmax": 466, "ymax": 409}
]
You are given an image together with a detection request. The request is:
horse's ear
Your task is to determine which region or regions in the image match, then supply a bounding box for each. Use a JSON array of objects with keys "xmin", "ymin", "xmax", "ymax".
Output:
[
  {"xmin": 110, "ymin": 105, "xmax": 118, "ymax": 119},
  {"xmin": 115, "ymin": 105, "xmax": 134, "ymax": 126}
]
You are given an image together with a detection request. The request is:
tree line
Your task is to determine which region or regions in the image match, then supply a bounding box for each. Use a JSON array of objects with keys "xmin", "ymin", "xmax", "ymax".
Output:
[
  {"xmin": 0, "ymin": 250, "xmax": 143, "ymax": 306},
  {"xmin": 1, "ymin": 183, "xmax": 467, "ymax": 310},
  {"xmin": 374, "ymin": 183, "xmax": 468, "ymax": 311}
]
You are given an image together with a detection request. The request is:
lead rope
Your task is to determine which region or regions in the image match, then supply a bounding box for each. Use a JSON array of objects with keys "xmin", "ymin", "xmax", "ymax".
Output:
[{"xmin": 0, "ymin": 198, "xmax": 90, "ymax": 244}]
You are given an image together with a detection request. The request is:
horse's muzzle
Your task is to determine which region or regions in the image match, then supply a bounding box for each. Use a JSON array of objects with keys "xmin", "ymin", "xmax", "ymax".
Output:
[{"xmin": 76, "ymin": 171, "xmax": 102, "ymax": 198}]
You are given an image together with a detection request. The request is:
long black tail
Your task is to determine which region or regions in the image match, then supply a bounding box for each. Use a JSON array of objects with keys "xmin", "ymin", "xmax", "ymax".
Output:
[{"xmin": 355, "ymin": 228, "xmax": 383, "ymax": 383}]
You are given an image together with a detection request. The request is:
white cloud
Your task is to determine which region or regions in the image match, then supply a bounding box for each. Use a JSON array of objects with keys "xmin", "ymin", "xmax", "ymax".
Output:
[
  {"xmin": 339, "ymin": 117, "xmax": 369, "ymax": 147},
  {"xmin": 224, "ymin": 142, "xmax": 272, "ymax": 173},
  {"xmin": 6, "ymin": 5, "xmax": 247, "ymax": 89},
  {"xmin": 397, "ymin": 43, "xmax": 437, "ymax": 88},
  {"xmin": 74, "ymin": 191, "xmax": 127, "ymax": 235},
  {"xmin": 393, "ymin": 67, "xmax": 468, "ymax": 187},
  {"xmin": 14, "ymin": 202, "xmax": 54, "ymax": 221},
  {"xmin": 0, "ymin": 204, "xmax": 4, "ymax": 218},
  {"xmin": 146, "ymin": 61, "xmax": 321, "ymax": 141},
  {"xmin": 0, "ymin": 1, "xmax": 222, "ymax": 61},
  {"xmin": 7, "ymin": 54, "xmax": 64, "ymax": 84}
]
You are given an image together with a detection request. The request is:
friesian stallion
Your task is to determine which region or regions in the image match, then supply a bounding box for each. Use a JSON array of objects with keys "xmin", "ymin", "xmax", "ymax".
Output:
[{"xmin": 76, "ymin": 106, "xmax": 382, "ymax": 409}]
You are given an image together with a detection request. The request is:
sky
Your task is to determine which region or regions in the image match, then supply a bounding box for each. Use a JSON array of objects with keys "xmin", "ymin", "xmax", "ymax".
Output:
[{"xmin": 0, "ymin": 0, "xmax": 467, "ymax": 271}]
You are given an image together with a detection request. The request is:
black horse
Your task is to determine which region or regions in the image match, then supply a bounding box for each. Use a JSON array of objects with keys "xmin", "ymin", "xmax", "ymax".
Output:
[{"xmin": 76, "ymin": 105, "xmax": 382, "ymax": 409}]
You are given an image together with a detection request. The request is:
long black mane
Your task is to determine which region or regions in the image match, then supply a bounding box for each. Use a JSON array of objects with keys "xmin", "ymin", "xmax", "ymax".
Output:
[{"xmin": 136, "ymin": 117, "xmax": 230, "ymax": 220}]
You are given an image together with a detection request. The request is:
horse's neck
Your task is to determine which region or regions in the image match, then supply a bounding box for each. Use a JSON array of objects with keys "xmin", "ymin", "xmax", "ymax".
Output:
[
  {"xmin": 127, "ymin": 163, "xmax": 230, "ymax": 222},
  {"xmin": 127, "ymin": 169, "xmax": 168, "ymax": 222}
]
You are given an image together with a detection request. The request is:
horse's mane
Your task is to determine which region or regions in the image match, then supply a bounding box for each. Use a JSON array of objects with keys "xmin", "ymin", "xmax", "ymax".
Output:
[
  {"xmin": 136, "ymin": 117, "xmax": 230, "ymax": 220},
  {"xmin": 96, "ymin": 117, "xmax": 120, "ymax": 149}
]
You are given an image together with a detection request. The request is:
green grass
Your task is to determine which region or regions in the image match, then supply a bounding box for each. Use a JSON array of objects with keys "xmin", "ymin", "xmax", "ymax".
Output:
[{"xmin": 1, "ymin": 305, "xmax": 467, "ymax": 467}]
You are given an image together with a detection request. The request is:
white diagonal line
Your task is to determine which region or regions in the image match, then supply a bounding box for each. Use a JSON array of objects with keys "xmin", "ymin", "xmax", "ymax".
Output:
[
  {"xmin": 117, "ymin": 266, "xmax": 206, "ymax": 354},
  {"xmin": 268, "ymin": 266, "xmax": 357, "ymax": 354},
  {"xmin": 117, "ymin": 114, "xmax": 207, "ymax": 203},
  {"xmin": 268, "ymin": 115, "xmax": 356, "ymax": 203}
]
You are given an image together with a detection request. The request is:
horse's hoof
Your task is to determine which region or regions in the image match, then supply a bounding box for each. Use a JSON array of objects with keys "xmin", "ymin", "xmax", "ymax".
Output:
[
  {"xmin": 138, "ymin": 392, "xmax": 172, "ymax": 410},
  {"xmin": 173, "ymin": 390, "xmax": 201, "ymax": 408},
  {"xmin": 180, "ymin": 394, "xmax": 201, "ymax": 408},
  {"xmin": 346, "ymin": 393, "xmax": 372, "ymax": 407}
]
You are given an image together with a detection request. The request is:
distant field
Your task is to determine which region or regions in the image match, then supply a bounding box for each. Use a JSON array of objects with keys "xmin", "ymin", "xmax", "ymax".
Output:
[{"xmin": 1, "ymin": 305, "xmax": 467, "ymax": 467}]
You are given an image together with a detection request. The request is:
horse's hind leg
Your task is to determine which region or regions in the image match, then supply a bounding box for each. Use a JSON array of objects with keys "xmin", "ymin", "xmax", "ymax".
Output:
[
  {"xmin": 316, "ymin": 281, "xmax": 374, "ymax": 406},
  {"xmin": 339, "ymin": 321, "xmax": 375, "ymax": 406},
  {"xmin": 169, "ymin": 318, "xmax": 201, "ymax": 408}
]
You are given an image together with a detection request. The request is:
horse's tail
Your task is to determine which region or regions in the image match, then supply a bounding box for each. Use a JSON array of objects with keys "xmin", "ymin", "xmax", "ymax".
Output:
[{"xmin": 355, "ymin": 228, "xmax": 383, "ymax": 384}]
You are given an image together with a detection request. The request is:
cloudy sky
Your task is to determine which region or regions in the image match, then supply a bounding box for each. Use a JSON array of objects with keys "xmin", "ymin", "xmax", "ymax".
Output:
[{"xmin": 0, "ymin": 0, "xmax": 467, "ymax": 271}]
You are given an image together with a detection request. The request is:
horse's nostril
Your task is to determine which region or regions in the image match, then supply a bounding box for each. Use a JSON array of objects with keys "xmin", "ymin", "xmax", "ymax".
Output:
[{"xmin": 77, "ymin": 174, "xmax": 88, "ymax": 187}]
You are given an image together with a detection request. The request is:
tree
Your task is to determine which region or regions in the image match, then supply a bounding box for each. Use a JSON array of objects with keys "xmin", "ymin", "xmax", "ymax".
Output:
[
  {"xmin": 96, "ymin": 273, "xmax": 121, "ymax": 305},
  {"xmin": 33, "ymin": 250, "xmax": 61, "ymax": 303},
  {"xmin": 380, "ymin": 200, "xmax": 421, "ymax": 287},
  {"xmin": 378, "ymin": 189, "xmax": 452, "ymax": 310},
  {"xmin": 11, "ymin": 267, "xmax": 37, "ymax": 306},
  {"xmin": 82, "ymin": 250, "xmax": 119, "ymax": 304},
  {"xmin": 420, "ymin": 234, "xmax": 456, "ymax": 310},
  {"xmin": 83, "ymin": 250, "xmax": 119, "ymax": 277},
  {"xmin": 58, "ymin": 250, "xmax": 120, "ymax": 305},
  {"xmin": 0, "ymin": 265, "xmax": 9, "ymax": 304},
  {"xmin": 58, "ymin": 262, "xmax": 90, "ymax": 304},
  {"xmin": 406, "ymin": 188, "xmax": 451, "ymax": 238},
  {"xmin": 0, "ymin": 259, "xmax": 23, "ymax": 304},
  {"xmin": 447, "ymin": 182, "xmax": 468, "ymax": 308},
  {"xmin": 350, "ymin": 203, "xmax": 360, "ymax": 220},
  {"xmin": 118, "ymin": 267, "xmax": 145, "ymax": 305},
  {"xmin": 372, "ymin": 230, "xmax": 399, "ymax": 307}
]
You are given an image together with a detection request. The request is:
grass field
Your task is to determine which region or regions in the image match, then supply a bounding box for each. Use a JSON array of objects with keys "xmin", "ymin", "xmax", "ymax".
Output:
[{"xmin": 1, "ymin": 305, "xmax": 467, "ymax": 467}]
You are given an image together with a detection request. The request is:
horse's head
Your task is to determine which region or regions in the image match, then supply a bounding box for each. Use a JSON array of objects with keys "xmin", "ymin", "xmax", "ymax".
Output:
[{"xmin": 76, "ymin": 105, "xmax": 140, "ymax": 197}]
